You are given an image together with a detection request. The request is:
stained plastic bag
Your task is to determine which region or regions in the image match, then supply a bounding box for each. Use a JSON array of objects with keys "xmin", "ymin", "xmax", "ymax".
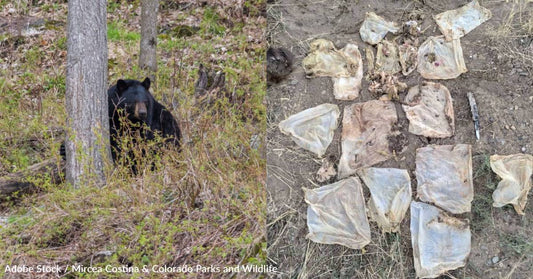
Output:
[
  {"xmin": 358, "ymin": 168, "xmax": 411, "ymax": 233},
  {"xmin": 411, "ymin": 201, "xmax": 471, "ymax": 278},
  {"xmin": 490, "ymin": 154, "xmax": 533, "ymax": 215},
  {"xmin": 375, "ymin": 40, "xmax": 402, "ymax": 74},
  {"xmin": 338, "ymin": 100, "xmax": 398, "ymax": 179},
  {"xmin": 303, "ymin": 177, "xmax": 371, "ymax": 249},
  {"xmin": 415, "ymin": 144, "xmax": 473, "ymax": 214},
  {"xmin": 417, "ymin": 36, "xmax": 467, "ymax": 79},
  {"xmin": 398, "ymin": 43, "xmax": 418, "ymax": 76},
  {"xmin": 359, "ymin": 12, "xmax": 400, "ymax": 45},
  {"xmin": 434, "ymin": 0, "xmax": 492, "ymax": 41},
  {"xmin": 302, "ymin": 39, "xmax": 363, "ymax": 100},
  {"xmin": 402, "ymin": 82, "xmax": 455, "ymax": 138},
  {"xmin": 279, "ymin": 104, "xmax": 340, "ymax": 157}
]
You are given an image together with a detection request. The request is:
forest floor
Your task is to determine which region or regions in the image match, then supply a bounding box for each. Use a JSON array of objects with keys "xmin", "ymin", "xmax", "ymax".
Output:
[
  {"xmin": 0, "ymin": 0, "xmax": 266, "ymax": 278},
  {"xmin": 267, "ymin": 0, "xmax": 532, "ymax": 278}
]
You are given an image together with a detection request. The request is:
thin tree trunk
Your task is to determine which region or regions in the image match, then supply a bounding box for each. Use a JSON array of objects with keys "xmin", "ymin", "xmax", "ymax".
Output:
[
  {"xmin": 139, "ymin": 0, "xmax": 159, "ymax": 80},
  {"xmin": 65, "ymin": 0, "xmax": 109, "ymax": 188}
]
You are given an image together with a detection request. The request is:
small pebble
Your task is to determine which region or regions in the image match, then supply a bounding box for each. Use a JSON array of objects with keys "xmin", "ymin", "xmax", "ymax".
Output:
[
  {"xmin": 522, "ymin": 147, "xmax": 527, "ymax": 152},
  {"xmin": 511, "ymin": 125, "xmax": 516, "ymax": 130},
  {"xmin": 514, "ymin": 105, "xmax": 519, "ymax": 110},
  {"xmin": 504, "ymin": 125, "xmax": 509, "ymax": 130},
  {"xmin": 492, "ymin": 256, "xmax": 500, "ymax": 264}
]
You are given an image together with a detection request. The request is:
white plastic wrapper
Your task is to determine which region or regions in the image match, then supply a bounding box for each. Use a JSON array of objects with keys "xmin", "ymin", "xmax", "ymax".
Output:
[
  {"xmin": 411, "ymin": 201, "xmax": 471, "ymax": 278},
  {"xmin": 359, "ymin": 12, "xmax": 400, "ymax": 45},
  {"xmin": 279, "ymin": 104, "xmax": 340, "ymax": 157},
  {"xmin": 302, "ymin": 39, "xmax": 363, "ymax": 100},
  {"xmin": 417, "ymin": 36, "xmax": 467, "ymax": 80},
  {"xmin": 358, "ymin": 168, "xmax": 412, "ymax": 233},
  {"xmin": 402, "ymin": 82, "xmax": 455, "ymax": 138},
  {"xmin": 490, "ymin": 154, "xmax": 533, "ymax": 215},
  {"xmin": 415, "ymin": 144, "xmax": 473, "ymax": 214},
  {"xmin": 303, "ymin": 177, "xmax": 371, "ymax": 249},
  {"xmin": 375, "ymin": 39, "xmax": 402, "ymax": 74},
  {"xmin": 434, "ymin": 0, "xmax": 492, "ymax": 41},
  {"xmin": 338, "ymin": 100, "xmax": 398, "ymax": 179}
]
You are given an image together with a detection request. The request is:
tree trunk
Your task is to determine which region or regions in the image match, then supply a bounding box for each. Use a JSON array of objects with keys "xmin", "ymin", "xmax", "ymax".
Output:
[
  {"xmin": 139, "ymin": 0, "xmax": 159, "ymax": 80},
  {"xmin": 65, "ymin": 0, "xmax": 109, "ymax": 188}
]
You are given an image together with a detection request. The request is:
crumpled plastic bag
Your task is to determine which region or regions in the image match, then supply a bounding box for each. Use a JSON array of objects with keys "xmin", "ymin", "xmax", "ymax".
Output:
[
  {"xmin": 434, "ymin": 0, "xmax": 492, "ymax": 41},
  {"xmin": 358, "ymin": 168, "xmax": 412, "ymax": 233},
  {"xmin": 402, "ymin": 82, "xmax": 455, "ymax": 138},
  {"xmin": 303, "ymin": 177, "xmax": 371, "ymax": 249},
  {"xmin": 417, "ymin": 36, "xmax": 467, "ymax": 79},
  {"xmin": 375, "ymin": 39, "xmax": 402, "ymax": 74},
  {"xmin": 411, "ymin": 201, "xmax": 471, "ymax": 278},
  {"xmin": 302, "ymin": 39, "xmax": 363, "ymax": 100},
  {"xmin": 279, "ymin": 104, "xmax": 340, "ymax": 157},
  {"xmin": 338, "ymin": 100, "xmax": 398, "ymax": 179},
  {"xmin": 359, "ymin": 12, "xmax": 400, "ymax": 45},
  {"xmin": 490, "ymin": 154, "xmax": 533, "ymax": 215},
  {"xmin": 415, "ymin": 144, "xmax": 473, "ymax": 214},
  {"xmin": 398, "ymin": 43, "xmax": 418, "ymax": 76}
]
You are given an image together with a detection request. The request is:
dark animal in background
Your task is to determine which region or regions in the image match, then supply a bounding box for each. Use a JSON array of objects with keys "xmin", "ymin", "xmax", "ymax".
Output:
[
  {"xmin": 108, "ymin": 77, "xmax": 181, "ymax": 162},
  {"xmin": 61, "ymin": 78, "xmax": 181, "ymax": 169},
  {"xmin": 267, "ymin": 47, "xmax": 294, "ymax": 83}
]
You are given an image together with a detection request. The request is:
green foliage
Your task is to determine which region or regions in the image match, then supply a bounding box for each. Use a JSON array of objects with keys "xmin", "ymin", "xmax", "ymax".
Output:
[{"xmin": 108, "ymin": 22, "xmax": 140, "ymax": 42}]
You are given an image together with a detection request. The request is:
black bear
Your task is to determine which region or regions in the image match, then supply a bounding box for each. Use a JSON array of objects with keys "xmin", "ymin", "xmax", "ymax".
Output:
[
  {"xmin": 108, "ymin": 77, "xmax": 181, "ymax": 163},
  {"xmin": 61, "ymin": 78, "xmax": 181, "ymax": 169}
]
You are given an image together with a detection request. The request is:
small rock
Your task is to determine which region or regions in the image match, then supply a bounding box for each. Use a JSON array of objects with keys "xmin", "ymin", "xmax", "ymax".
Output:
[
  {"xmin": 492, "ymin": 256, "xmax": 500, "ymax": 264},
  {"xmin": 7, "ymin": 8, "xmax": 15, "ymax": 14},
  {"xmin": 504, "ymin": 125, "xmax": 510, "ymax": 130},
  {"xmin": 511, "ymin": 125, "xmax": 516, "ymax": 130},
  {"xmin": 522, "ymin": 147, "xmax": 527, "ymax": 152},
  {"xmin": 514, "ymin": 105, "xmax": 519, "ymax": 110}
]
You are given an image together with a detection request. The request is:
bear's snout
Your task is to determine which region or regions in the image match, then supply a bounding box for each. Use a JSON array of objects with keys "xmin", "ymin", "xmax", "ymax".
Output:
[{"xmin": 135, "ymin": 102, "xmax": 148, "ymax": 120}]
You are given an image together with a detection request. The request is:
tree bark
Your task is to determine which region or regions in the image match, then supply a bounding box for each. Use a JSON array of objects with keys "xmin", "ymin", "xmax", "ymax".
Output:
[
  {"xmin": 65, "ymin": 0, "xmax": 110, "ymax": 188},
  {"xmin": 139, "ymin": 0, "xmax": 159, "ymax": 80}
]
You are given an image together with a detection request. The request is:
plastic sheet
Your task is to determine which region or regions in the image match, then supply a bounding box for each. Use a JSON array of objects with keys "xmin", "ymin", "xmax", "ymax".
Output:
[
  {"xmin": 415, "ymin": 144, "xmax": 473, "ymax": 214},
  {"xmin": 359, "ymin": 12, "xmax": 400, "ymax": 45},
  {"xmin": 411, "ymin": 201, "xmax": 471, "ymax": 278},
  {"xmin": 402, "ymin": 82, "xmax": 455, "ymax": 138},
  {"xmin": 303, "ymin": 177, "xmax": 371, "ymax": 249},
  {"xmin": 302, "ymin": 39, "xmax": 363, "ymax": 100},
  {"xmin": 279, "ymin": 104, "xmax": 340, "ymax": 157},
  {"xmin": 338, "ymin": 100, "xmax": 398, "ymax": 179},
  {"xmin": 375, "ymin": 40, "xmax": 402, "ymax": 74},
  {"xmin": 434, "ymin": 0, "xmax": 492, "ymax": 41},
  {"xmin": 398, "ymin": 43, "xmax": 418, "ymax": 76},
  {"xmin": 417, "ymin": 36, "xmax": 467, "ymax": 80},
  {"xmin": 490, "ymin": 154, "xmax": 533, "ymax": 215},
  {"xmin": 358, "ymin": 168, "xmax": 412, "ymax": 233}
]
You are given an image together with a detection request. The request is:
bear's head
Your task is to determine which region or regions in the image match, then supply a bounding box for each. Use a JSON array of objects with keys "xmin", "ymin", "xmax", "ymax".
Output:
[{"xmin": 115, "ymin": 78, "xmax": 154, "ymax": 123}]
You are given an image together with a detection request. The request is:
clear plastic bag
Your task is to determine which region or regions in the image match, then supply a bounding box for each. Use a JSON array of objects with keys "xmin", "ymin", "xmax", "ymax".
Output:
[
  {"xmin": 434, "ymin": 0, "xmax": 492, "ymax": 41},
  {"xmin": 303, "ymin": 177, "xmax": 371, "ymax": 249},
  {"xmin": 402, "ymin": 82, "xmax": 455, "ymax": 138},
  {"xmin": 490, "ymin": 154, "xmax": 533, "ymax": 215},
  {"xmin": 417, "ymin": 36, "xmax": 467, "ymax": 79},
  {"xmin": 358, "ymin": 168, "xmax": 412, "ymax": 233},
  {"xmin": 411, "ymin": 201, "xmax": 471, "ymax": 278},
  {"xmin": 359, "ymin": 12, "xmax": 400, "ymax": 45},
  {"xmin": 279, "ymin": 104, "xmax": 340, "ymax": 157}
]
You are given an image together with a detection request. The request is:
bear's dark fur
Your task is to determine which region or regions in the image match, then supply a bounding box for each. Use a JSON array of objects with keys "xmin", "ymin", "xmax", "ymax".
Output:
[
  {"xmin": 61, "ymin": 78, "xmax": 181, "ymax": 168},
  {"xmin": 108, "ymin": 77, "xmax": 181, "ymax": 162}
]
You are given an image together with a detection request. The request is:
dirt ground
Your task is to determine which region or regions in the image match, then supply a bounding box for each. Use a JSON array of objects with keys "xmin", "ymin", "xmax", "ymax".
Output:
[{"xmin": 266, "ymin": 0, "xmax": 533, "ymax": 278}]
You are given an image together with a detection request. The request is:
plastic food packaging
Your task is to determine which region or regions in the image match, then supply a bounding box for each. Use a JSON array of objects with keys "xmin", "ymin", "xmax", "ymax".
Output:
[
  {"xmin": 415, "ymin": 144, "xmax": 473, "ymax": 214},
  {"xmin": 434, "ymin": 0, "xmax": 492, "ymax": 41},
  {"xmin": 279, "ymin": 104, "xmax": 340, "ymax": 157},
  {"xmin": 359, "ymin": 12, "xmax": 400, "ymax": 45},
  {"xmin": 358, "ymin": 167, "xmax": 412, "ymax": 233},
  {"xmin": 490, "ymin": 154, "xmax": 533, "ymax": 215},
  {"xmin": 303, "ymin": 177, "xmax": 371, "ymax": 249},
  {"xmin": 375, "ymin": 39, "xmax": 402, "ymax": 74},
  {"xmin": 302, "ymin": 39, "xmax": 363, "ymax": 100},
  {"xmin": 417, "ymin": 36, "xmax": 467, "ymax": 79},
  {"xmin": 402, "ymin": 82, "xmax": 455, "ymax": 138},
  {"xmin": 411, "ymin": 201, "xmax": 471, "ymax": 278},
  {"xmin": 338, "ymin": 100, "xmax": 398, "ymax": 179}
]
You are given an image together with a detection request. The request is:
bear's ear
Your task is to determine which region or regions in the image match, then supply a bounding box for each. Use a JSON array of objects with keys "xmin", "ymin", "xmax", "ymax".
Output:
[
  {"xmin": 141, "ymin": 77, "xmax": 151, "ymax": 90},
  {"xmin": 116, "ymin": 79, "xmax": 127, "ymax": 95}
]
